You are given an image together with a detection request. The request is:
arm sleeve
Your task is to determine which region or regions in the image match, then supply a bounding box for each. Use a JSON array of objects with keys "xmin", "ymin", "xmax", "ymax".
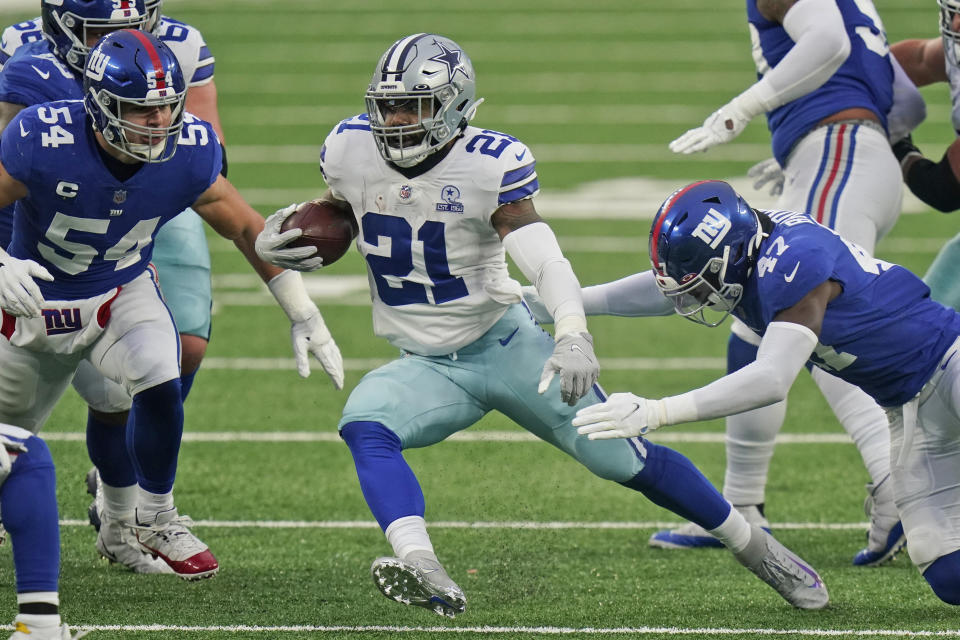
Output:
[
  {"xmin": 658, "ymin": 321, "xmax": 817, "ymax": 425},
  {"xmin": 904, "ymin": 149, "xmax": 960, "ymax": 213},
  {"xmin": 886, "ymin": 55, "xmax": 927, "ymax": 143},
  {"xmin": 581, "ymin": 270, "xmax": 674, "ymax": 317},
  {"xmin": 733, "ymin": 0, "xmax": 851, "ymax": 117}
]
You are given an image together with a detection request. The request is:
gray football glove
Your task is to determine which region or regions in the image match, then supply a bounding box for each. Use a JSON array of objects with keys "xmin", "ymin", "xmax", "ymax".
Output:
[{"xmin": 538, "ymin": 331, "xmax": 599, "ymax": 406}]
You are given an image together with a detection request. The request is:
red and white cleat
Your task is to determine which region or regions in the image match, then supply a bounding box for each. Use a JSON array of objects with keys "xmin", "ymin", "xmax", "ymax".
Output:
[{"xmin": 135, "ymin": 507, "xmax": 219, "ymax": 580}]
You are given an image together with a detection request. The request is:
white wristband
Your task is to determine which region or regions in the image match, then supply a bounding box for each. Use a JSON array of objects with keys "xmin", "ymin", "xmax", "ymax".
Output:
[{"xmin": 267, "ymin": 270, "xmax": 316, "ymax": 323}]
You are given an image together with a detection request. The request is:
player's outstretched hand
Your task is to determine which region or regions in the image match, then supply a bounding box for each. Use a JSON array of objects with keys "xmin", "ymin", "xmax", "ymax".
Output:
[
  {"xmin": 538, "ymin": 331, "xmax": 599, "ymax": 406},
  {"xmin": 573, "ymin": 392, "xmax": 659, "ymax": 440},
  {"xmin": 748, "ymin": 157, "xmax": 784, "ymax": 196},
  {"xmin": 520, "ymin": 285, "xmax": 552, "ymax": 324},
  {"xmin": 0, "ymin": 255, "xmax": 53, "ymax": 318},
  {"xmin": 669, "ymin": 102, "xmax": 751, "ymax": 154},
  {"xmin": 290, "ymin": 309, "xmax": 344, "ymax": 389},
  {"xmin": 256, "ymin": 203, "xmax": 324, "ymax": 271}
]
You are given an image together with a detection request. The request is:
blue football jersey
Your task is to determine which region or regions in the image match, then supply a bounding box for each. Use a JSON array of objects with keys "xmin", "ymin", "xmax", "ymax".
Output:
[
  {"xmin": 0, "ymin": 39, "xmax": 84, "ymax": 246},
  {"xmin": 734, "ymin": 210, "xmax": 960, "ymax": 406},
  {"xmin": 748, "ymin": 0, "xmax": 894, "ymax": 165},
  {"xmin": 0, "ymin": 100, "xmax": 222, "ymax": 300}
]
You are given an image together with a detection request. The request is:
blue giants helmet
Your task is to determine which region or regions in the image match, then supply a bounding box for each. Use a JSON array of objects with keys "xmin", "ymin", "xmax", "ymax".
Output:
[
  {"xmin": 41, "ymin": 0, "xmax": 147, "ymax": 73},
  {"xmin": 649, "ymin": 180, "xmax": 764, "ymax": 326},
  {"xmin": 83, "ymin": 29, "xmax": 186, "ymax": 163},
  {"xmin": 365, "ymin": 34, "xmax": 483, "ymax": 167}
]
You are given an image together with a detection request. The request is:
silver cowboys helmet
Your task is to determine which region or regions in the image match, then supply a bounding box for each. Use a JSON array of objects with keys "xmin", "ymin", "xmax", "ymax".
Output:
[{"xmin": 365, "ymin": 33, "xmax": 483, "ymax": 167}]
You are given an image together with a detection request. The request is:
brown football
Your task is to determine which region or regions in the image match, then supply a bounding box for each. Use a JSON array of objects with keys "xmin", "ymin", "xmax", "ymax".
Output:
[{"xmin": 279, "ymin": 200, "xmax": 358, "ymax": 266}]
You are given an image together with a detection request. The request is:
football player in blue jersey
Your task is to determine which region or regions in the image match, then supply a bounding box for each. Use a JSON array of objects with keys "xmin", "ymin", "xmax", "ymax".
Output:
[
  {"xmin": 0, "ymin": 0, "xmax": 231, "ymax": 574},
  {"xmin": 663, "ymin": 0, "xmax": 903, "ymax": 565},
  {"xmin": 0, "ymin": 423, "xmax": 86, "ymax": 640},
  {"xmin": 0, "ymin": 30, "xmax": 344, "ymax": 580},
  {"xmin": 257, "ymin": 33, "xmax": 829, "ymax": 616},
  {"xmin": 569, "ymin": 180, "xmax": 960, "ymax": 606},
  {"xmin": 888, "ymin": 2, "xmax": 960, "ymax": 311}
]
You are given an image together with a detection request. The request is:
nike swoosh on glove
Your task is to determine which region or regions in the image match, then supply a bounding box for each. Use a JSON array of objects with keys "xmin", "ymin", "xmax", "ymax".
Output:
[
  {"xmin": 572, "ymin": 392, "xmax": 661, "ymax": 440},
  {"xmin": 291, "ymin": 310, "xmax": 344, "ymax": 389},
  {"xmin": 538, "ymin": 331, "xmax": 599, "ymax": 406},
  {"xmin": 255, "ymin": 203, "xmax": 325, "ymax": 271},
  {"xmin": 0, "ymin": 255, "xmax": 54, "ymax": 317}
]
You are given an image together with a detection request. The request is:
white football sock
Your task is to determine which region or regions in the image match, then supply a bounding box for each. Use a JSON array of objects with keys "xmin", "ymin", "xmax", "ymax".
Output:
[
  {"xmin": 385, "ymin": 515, "xmax": 435, "ymax": 560},
  {"xmin": 812, "ymin": 367, "xmax": 891, "ymax": 485},
  {"xmin": 709, "ymin": 506, "xmax": 753, "ymax": 553},
  {"xmin": 136, "ymin": 488, "xmax": 174, "ymax": 521},
  {"xmin": 723, "ymin": 400, "xmax": 785, "ymax": 506},
  {"xmin": 101, "ymin": 482, "xmax": 138, "ymax": 522}
]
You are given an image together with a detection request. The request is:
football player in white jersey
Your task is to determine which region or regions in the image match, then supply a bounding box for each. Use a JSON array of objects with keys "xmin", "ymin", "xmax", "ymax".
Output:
[
  {"xmin": 257, "ymin": 33, "xmax": 830, "ymax": 616},
  {"xmin": 889, "ymin": 1, "xmax": 960, "ymax": 311},
  {"xmin": 0, "ymin": 0, "xmax": 228, "ymax": 574},
  {"xmin": 660, "ymin": 0, "xmax": 904, "ymax": 565}
]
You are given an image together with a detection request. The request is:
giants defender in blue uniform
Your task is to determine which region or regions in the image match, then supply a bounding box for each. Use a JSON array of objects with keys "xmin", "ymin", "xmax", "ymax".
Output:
[
  {"xmin": 663, "ymin": 0, "xmax": 903, "ymax": 564},
  {"xmin": 569, "ymin": 180, "xmax": 960, "ymax": 606},
  {"xmin": 0, "ymin": 30, "xmax": 343, "ymax": 579},
  {"xmin": 0, "ymin": 0, "xmax": 227, "ymax": 573},
  {"xmin": 258, "ymin": 33, "xmax": 829, "ymax": 616}
]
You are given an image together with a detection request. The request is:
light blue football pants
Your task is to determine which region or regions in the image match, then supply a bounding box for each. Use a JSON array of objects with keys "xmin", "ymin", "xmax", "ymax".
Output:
[
  {"xmin": 151, "ymin": 207, "xmax": 213, "ymax": 339},
  {"xmin": 924, "ymin": 232, "xmax": 960, "ymax": 312}
]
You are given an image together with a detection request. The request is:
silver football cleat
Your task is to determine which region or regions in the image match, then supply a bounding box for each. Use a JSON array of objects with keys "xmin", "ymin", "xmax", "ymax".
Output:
[{"xmin": 370, "ymin": 550, "xmax": 466, "ymax": 618}]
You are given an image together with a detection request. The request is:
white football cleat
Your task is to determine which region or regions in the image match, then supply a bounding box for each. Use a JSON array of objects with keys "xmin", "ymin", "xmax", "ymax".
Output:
[
  {"xmin": 371, "ymin": 550, "xmax": 466, "ymax": 618},
  {"xmin": 97, "ymin": 511, "xmax": 173, "ymax": 574},
  {"xmin": 8, "ymin": 617, "xmax": 89, "ymax": 639},
  {"xmin": 853, "ymin": 476, "xmax": 906, "ymax": 567},
  {"xmin": 134, "ymin": 507, "xmax": 219, "ymax": 580},
  {"xmin": 733, "ymin": 525, "xmax": 829, "ymax": 610}
]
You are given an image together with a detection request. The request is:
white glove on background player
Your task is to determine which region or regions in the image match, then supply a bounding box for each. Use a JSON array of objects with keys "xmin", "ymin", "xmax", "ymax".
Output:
[
  {"xmin": 669, "ymin": 99, "xmax": 754, "ymax": 154},
  {"xmin": 0, "ymin": 253, "xmax": 53, "ymax": 318},
  {"xmin": 539, "ymin": 331, "xmax": 599, "ymax": 406},
  {"xmin": 748, "ymin": 158, "xmax": 785, "ymax": 197},
  {"xmin": 572, "ymin": 392, "xmax": 663, "ymax": 439},
  {"xmin": 255, "ymin": 203, "xmax": 324, "ymax": 271}
]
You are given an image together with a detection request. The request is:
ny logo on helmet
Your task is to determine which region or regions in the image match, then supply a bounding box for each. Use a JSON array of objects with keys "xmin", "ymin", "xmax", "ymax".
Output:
[
  {"xmin": 86, "ymin": 49, "xmax": 110, "ymax": 81},
  {"xmin": 691, "ymin": 207, "xmax": 732, "ymax": 249}
]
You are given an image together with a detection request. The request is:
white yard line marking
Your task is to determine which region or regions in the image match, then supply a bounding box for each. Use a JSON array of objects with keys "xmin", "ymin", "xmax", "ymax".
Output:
[
  {"xmin": 55, "ymin": 624, "xmax": 960, "ymax": 636},
  {"xmin": 43, "ymin": 430, "xmax": 853, "ymax": 444}
]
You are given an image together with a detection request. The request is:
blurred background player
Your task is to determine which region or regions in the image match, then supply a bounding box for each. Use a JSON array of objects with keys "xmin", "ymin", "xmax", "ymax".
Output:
[
  {"xmin": 662, "ymin": 0, "xmax": 903, "ymax": 565},
  {"xmin": 889, "ymin": 0, "xmax": 960, "ymax": 311},
  {"xmin": 0, "ymin": 29, "xmax": 342, "ymax": 579},
  {"xmin": 0, "ymin": 0, "xmax": 225, "ymax": 574},
  {"xmin": 0, "ymin": 423, "xmax": 86, "ymax": 640},
  {"xmin": 256, "ymin": 33, "xmax": 829, "ymax": 617},
  {"xmin": 570, "ymin": 180, "xmax": 960, "ymax": 606}
]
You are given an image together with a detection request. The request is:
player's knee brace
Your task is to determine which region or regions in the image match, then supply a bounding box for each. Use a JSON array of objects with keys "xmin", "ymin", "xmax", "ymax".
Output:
[
  {"xmin": 340, "ymin": 421, "xmax": 425, "ymax": 530},
  {"xmin": 621, "ymin": 441, "xmax": 730, "ymax": 531},
  {"xmin": 923, "ymin": 550, "xmax": 960, "ymax": 605}
]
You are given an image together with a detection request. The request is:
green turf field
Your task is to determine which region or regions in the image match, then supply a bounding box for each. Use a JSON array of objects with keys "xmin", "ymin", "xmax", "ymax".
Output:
[{"xmin": 1, "ymin": 0, "xmax": 958, "ymax": 637}]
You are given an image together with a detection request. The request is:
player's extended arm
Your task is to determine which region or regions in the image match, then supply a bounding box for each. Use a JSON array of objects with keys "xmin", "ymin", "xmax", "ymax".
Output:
[
  {"xmin": 670, "ymin": 0, "xmax": 850, "ymax": 154},
  {"xmin": 493, "ymin": 198, "xmax": 598, "ymax": 405},
  {"xmin": 891, "ymin": 38, "xmax": 947, "ymax": 87},
  {"xmin": 572, "ymin": 279, "xmax": 840, "ymax": 439},
  {"xmin": 520, "ymin": 270, "xmax": 674, "ymax": 324},
  {"xmin": 193, "ymin": 176, "xmax": 344, "ymax": 387},
  {"xmin": 893, "ymin": 136, "xmax": 960, "ymax": 212}
]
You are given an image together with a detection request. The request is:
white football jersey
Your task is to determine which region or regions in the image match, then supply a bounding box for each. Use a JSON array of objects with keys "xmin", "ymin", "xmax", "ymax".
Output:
[
  {"xmin": 945, "ymin": 40, "xmax": 960, "ymax": 133},
  {"xmin": 0, "ymin": 16, "xmax": 213, "ymax": 86},
  {"xmin": 320, "ymin": 116, "xmax": 540, "ymax": 356}
]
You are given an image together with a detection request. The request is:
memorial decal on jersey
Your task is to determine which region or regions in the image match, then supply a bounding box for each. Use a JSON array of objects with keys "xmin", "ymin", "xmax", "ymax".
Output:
[{"xmin": 436, "ymin": 185, "xmax": 464, "ymax": 213}]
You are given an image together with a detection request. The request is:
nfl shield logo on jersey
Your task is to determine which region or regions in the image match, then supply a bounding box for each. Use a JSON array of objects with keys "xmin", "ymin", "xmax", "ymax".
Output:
[
  {"xmin": 399, "ymin": 185, "xmax": 412, "ymax": 200},
  {"xmin": 113, "ymin": 190, "xmax": 127, "ymax": 204},
  {"xmin": 436, "ymin": 185, "xmax": 464, "ymax": 213}
]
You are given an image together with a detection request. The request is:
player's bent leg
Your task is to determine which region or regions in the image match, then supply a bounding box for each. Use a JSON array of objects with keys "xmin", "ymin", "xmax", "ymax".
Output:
[
  {"xmin": 924, "ymin": 232, "xmax": 960, "ymax": 311},
  {"xmin": 922, "ymin": 550, "xmax": 960, "ymax": 605},
  {"xmin": 651, "ymin": 330, "xmax": 776, "ymax": 549},
  {"xmin": 732, "ymin": 525, "xmax": 829, "ymax": 610},
  {"xmin": 0, "ymin": 338, "xmax": 76, "ymax": 434},
  {"xmin": 178, "ymin": 334, "xmax": 207, "ymax": 401}
]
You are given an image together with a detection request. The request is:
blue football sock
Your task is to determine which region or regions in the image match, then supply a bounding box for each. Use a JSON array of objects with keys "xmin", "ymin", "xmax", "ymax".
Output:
[
  {"xmin": 127, "ymin": 378, "xmax": 183, "ymax": 495},
  {"xmin": 924, "ymin": 549, "xmax": 960, "ymax": 605},
  {"xmin": 340, "ymin": 421, "xmax": 425, "ymax": 531},
  {"xmin": 180, "ymin": 369, "xmax": 198, "ymax": 402},
  {"xmin": 621, "ymin": 441, "xmax": 731, "ymax": 531},
  {"xmin": 1, "ymin": 437, "xmax": 59, "ymax": 593},
  {"xmin": 85, "ymin": 410, "xmax": 136, "ymax": 488}
]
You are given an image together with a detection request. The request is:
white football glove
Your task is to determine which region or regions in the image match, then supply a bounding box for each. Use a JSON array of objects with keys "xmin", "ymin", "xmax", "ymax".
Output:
[
  {"xmin": 572, "ymin": 392, "xmax": 663, "ymax": 440},
  {"xmin": 669, "ymin": 100, "xmax": 753, "ymax": 154},
  {"xmin": 520, "ymin": 285, "xmax": 552, "ymax": 324},
  {"xmin": 539, "ymin": 331, "xmax": 599, "ymax": 406},
  {"xmin": 748, "ymin": 157, "xmax": 785, "ymax": 197},
  {"xmin": 0, "ymin": 254, "xmax": 54, "ymax": 318},
  {"xmin": 291, "ymin": 309, "xmax": 344, "ymax": 389},
  {"xmin": 255, "ymin": 203, "xmax": 324, "ymax": 272}
]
